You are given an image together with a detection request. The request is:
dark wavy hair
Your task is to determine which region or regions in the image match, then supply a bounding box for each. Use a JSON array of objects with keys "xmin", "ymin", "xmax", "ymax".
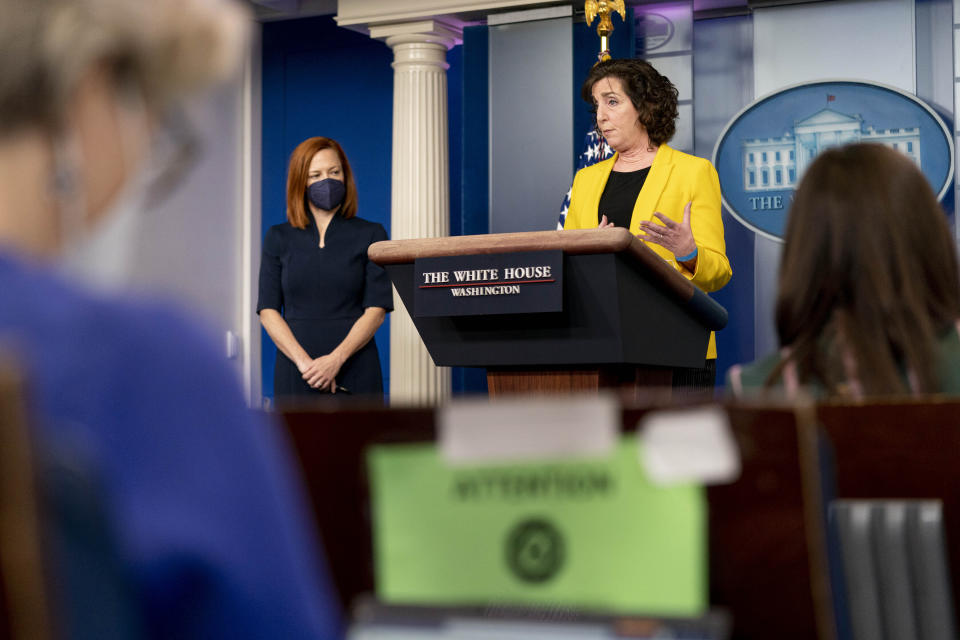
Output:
[
  {"xmin": 581, "ymin": 58, "xmax": 679, "ymax": 146},
  {"xmin": 771, "ymin": 143, "xmax": 960, "ymax": 395}
]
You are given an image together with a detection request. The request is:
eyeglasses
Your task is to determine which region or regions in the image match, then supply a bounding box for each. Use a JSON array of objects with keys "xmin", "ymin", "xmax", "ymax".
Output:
[{"xmin": 141, "ymin": 106, "xmax": 201, "ymax": 210}]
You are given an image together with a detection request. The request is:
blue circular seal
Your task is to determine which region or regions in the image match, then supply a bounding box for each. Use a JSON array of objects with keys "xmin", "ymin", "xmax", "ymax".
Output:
[{"xmin": 712, "ymin": 80, "xmax": 954, "ymax": 241}]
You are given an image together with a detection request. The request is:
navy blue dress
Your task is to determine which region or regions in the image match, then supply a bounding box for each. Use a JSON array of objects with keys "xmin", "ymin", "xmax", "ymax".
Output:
[{"xmin": 257, "ymin": 215, "xmax": 393, "ymax": 399}]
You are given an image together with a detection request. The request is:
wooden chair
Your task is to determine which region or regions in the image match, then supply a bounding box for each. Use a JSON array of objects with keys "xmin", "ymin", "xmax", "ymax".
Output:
[
  {"xmin": 0, "ymin": 364, "xmax": 54, "ymax": 640},
  {"xmin": 280, "ymin": 403, "xmax": 434, "ymax": 613},
  {"xmin": 705, "ymin": 401, "xmax": 835, "ymax": 640},
  {"xmin": 0, "ymin": 360, "xmax": 141, "ymax": 640},
  {"xmin": 280, "ymin": 398, "xmax": 838, "ymax": 638},
  {"xmin": 816, "ymin": 399, "xmax": 960, "ymax": 639}
]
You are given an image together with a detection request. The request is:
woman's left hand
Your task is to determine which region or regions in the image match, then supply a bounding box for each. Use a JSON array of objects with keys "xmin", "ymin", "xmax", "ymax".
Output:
[
  {"xmin": 302, "ymin": 352, "xmax": 345, "ymax": 391},
  {"xmin": 638, "ymin": 201, "xmax": 696, "ymax": 257}
]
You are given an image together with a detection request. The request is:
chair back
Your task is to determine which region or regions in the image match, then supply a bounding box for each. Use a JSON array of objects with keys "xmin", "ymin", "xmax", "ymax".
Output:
[
  {"xmin": 830, "ymin": 500, "xmax": 955, "ymax": 640},
  {"xmin": 0, "ymin": 360, "xmax": 142, "ymax": 640},
  {"xmin": 817, "ymin": 399, "xmax": 960, "ymax": 640},
  {"xmin": 0, "ymin": 364, "xmax": 54, "ymax": 640}
]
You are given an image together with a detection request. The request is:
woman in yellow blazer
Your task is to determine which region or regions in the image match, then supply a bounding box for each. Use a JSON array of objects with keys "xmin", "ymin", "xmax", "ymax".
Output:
[{"xmin": 564, "ymin": 58, "xmax": 732, "ymax": 387}]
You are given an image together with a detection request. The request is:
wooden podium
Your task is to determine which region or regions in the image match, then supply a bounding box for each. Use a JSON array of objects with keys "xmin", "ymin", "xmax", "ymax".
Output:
[{"xmin": 368, "ymin": 228, "xmax": 727, "ymax": 395}]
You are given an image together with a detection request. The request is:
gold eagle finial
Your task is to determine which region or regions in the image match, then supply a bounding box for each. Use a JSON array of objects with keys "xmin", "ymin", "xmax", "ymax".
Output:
[{"xmin": 584, "ymin": 0, "xmax": 626, "ymax": 61}]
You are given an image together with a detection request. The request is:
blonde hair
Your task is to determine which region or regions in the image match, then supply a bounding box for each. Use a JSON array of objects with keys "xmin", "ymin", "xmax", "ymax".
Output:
[{"xmin": 0, "ymin": 0, "xmax": 250, "ymax": 135}]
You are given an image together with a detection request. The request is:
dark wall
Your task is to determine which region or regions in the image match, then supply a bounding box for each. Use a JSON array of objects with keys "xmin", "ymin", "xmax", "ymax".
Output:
[{"xmin": 693, "ymin": 14, "xmax": 756, "ymax": 385}]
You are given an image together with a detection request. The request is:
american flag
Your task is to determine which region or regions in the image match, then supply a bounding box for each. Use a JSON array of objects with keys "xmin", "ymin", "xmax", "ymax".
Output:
[{"xmin": 557, "ymin": 129, "xmax": 615, "ymax": 229}]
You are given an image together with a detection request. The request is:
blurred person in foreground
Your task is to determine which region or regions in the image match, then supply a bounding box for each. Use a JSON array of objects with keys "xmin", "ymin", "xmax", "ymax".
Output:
[
  {"xmin": 258, "ymin": 137, "xmax": 392, "ymax": 401},
  {"xmin": 727, "ymin": 143, "xmax": 960, "ymax": 398},
  {"xmin": 563, "ymin": 58, "xmax": 732, "ymax": 388},
  {"xmin": 0, "ymin": 0, "xmax": 341, "ymax": 637}
]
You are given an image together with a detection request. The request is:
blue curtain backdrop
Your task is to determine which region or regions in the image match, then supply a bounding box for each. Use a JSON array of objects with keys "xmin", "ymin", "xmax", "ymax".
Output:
[
  {"xmin": 261, "ymin": 17, "xmax": 394, "ymax": 399},
  {"xmin": 445, "ymin": 38, "xmax": 489, "ymax": 393},
  {"xmin": 260, "ymin": 16, "xmax": 469, "ymax": 399}
]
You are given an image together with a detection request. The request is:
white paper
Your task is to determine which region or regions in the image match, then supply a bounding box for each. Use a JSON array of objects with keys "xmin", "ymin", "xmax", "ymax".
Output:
[
  {"xmin": 439, "ymin": 393, "xmax": 618, "ymax": 465},
  {"xmin": 639, "ymin": 406, "xmax": 740, "ymax": 486}
]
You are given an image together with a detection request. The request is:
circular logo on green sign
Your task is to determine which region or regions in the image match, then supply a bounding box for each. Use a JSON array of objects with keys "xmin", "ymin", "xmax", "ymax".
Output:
[{"xmin": 505, "ymin": 518, "xmax": 565, "ymax": 584}]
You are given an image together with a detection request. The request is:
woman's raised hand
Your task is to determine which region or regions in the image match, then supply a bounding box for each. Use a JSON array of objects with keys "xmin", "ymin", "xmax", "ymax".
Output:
[
  {"xmin": 638, "ymin": 201, "xmax": 696, "ymax": 259},
  {"xmin": 597, "ymin": 214, "xmax": 616, "ymax": 229}
]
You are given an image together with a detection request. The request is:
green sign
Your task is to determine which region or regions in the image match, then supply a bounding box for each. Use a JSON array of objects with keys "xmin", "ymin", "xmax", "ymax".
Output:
[{"xmin": 368, "ymin": 436, "xmax": 705, "ymax": 616}]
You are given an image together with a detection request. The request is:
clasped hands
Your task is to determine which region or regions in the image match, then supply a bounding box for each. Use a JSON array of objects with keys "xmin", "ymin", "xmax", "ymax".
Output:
[
  {"xmin": 599, "ymin": 201, "xmax": 697, "ymax": 260},
  {"xmin": 299, "ymin": 352, "xmax": 345, "ymax": 392}
]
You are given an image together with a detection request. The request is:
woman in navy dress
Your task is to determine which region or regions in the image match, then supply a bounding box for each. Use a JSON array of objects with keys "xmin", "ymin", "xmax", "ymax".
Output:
[{"xmin": 257, "ymin": 137, "xmax": 393, "ymax": 399}]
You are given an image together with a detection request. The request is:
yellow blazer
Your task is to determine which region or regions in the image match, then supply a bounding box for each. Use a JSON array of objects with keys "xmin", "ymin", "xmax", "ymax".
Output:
[{"xmin": 563, "ymin": 144, "xmax": 732, "ymax": 360}]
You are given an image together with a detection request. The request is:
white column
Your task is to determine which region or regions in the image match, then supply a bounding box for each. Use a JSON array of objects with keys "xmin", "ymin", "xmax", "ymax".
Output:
[{"xmin": 370, "ymin": 21, "xmax": 459, "ymax": 405}]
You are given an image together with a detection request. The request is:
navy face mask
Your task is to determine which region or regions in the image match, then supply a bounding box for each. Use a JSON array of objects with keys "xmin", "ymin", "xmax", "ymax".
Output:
[{"xmin": 307, "ymin": 178, "xmax": 346, "ymax": 211}]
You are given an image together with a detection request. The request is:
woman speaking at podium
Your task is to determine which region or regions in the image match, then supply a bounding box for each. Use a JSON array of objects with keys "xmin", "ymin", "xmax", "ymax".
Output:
[
  {"xmin": 258, "ymin": 137, "xmax": 393, "ymax": 400},
  {"xmin": 563, "ymin": 58, "xmax": 732, "ymax": 387}
]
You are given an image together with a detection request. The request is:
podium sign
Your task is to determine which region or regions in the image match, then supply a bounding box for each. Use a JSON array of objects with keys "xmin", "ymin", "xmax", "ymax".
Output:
[
  {"xmin": 413, "ymin": 250, "xmax": 563, "ymax": 317},
  {"xmin": 369, "ymin": 229, "xmax": 728, "ymax": 390}
]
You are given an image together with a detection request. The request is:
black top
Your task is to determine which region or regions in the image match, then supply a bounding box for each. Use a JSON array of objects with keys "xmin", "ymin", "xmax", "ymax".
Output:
[
  {"xmin": 597, "ymin": 167, "xmax": 651, "ymax": 229},
  {"xmin": 257, "ymin": 215, "xmax": 393, "ymax": 398}
]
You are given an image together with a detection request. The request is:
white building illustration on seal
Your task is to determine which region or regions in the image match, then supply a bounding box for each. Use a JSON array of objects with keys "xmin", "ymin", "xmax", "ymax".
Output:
[{"xmin": 742, "ymin": 107, "xmax": 921, "ymax": 191}]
